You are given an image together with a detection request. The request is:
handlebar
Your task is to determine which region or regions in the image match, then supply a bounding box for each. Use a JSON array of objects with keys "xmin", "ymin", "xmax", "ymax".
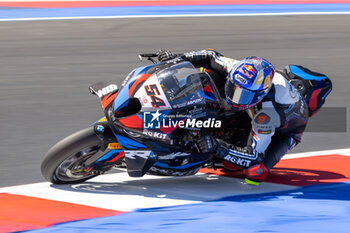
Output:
[{"xmin": 138, "ymin": 53, "xmax": 158, "ymax": 61}]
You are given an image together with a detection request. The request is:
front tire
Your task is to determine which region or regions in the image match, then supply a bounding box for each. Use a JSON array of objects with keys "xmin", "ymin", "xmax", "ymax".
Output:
[{"xmin": 41, "ymin": 127, "xmax": 103, "ymax": 184}]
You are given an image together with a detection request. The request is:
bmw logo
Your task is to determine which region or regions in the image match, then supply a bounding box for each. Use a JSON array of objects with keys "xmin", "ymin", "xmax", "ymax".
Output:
[{"xmin": 95, "ymin": 125, "xmax": 105, "ymax": 133}]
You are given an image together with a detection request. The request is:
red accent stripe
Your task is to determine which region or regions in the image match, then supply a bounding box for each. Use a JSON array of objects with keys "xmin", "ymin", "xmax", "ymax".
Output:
[
  {"xmin": 1, "ymin": 1, "xmax": 350, "ymax": 9},
  {"xmin": 101, "ymin": 92, "xmax": 118, "ymax": 109},
  {"xmin": 200, "ymin": 155, "xmax": 350, "ymax": 186},
  {"xmin": 118, "ymin": 114, "xmax": 143, "ymax": 128},
  {"xmin": 222, "ymin": 161, "xmax": 241, "ymax": 170},
  {"xmin": 159, "ymin": 124, "xmax": 177, "ymax": 134},
  {"xmin": 128, "ymin": 74, "xmax": 151, "ymax": 97},
  {"xmin": 0, "ymin": 193, "xmax": 123, "ymax": 232},
  {"xmin": 203, "ymin": 84, "xmax": 214, "ymax": 93},
  {"xmin": 308, "ymin": 88, "xmax": 322, "ymax": 112},
  {"xmin": 107, "ymin": 151, "xmax": 125, "ymax": 163}
]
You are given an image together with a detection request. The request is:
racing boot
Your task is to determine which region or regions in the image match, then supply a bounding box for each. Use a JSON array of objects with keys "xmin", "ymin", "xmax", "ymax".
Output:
[{"xmin": 243, "ymin": 163, "xmax": 268, "ymax": 186}]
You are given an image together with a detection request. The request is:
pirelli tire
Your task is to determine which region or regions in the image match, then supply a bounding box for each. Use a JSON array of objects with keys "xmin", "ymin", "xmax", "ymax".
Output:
[{"xmin": 41, "ymin": 127, "xmax": 102, "ymax": 184}]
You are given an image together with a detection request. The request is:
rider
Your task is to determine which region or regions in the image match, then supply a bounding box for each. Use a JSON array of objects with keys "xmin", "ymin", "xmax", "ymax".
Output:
[{"xmin": 158, "ymin": 49, "xmax": 309, "ymax": 185}]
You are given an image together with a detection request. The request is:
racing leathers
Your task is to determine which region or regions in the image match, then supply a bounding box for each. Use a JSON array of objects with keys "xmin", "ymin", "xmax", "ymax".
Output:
[{"xmin": 175, "ymin": 50, "xmax": 309, "ymax": 182}]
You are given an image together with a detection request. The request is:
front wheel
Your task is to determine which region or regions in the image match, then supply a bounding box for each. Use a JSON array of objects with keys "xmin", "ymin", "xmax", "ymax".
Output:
[{"xmin": 41, "ymin": 127, "xmax": 106, "ymax": 184}]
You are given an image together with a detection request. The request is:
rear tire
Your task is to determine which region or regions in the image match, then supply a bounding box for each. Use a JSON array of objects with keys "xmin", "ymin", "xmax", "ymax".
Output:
[{"xmin": 41, "ymin": 127, "xmax": 102, "ymax": 184}]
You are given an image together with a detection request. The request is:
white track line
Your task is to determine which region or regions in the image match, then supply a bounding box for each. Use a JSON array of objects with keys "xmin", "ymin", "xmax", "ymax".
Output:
[
  {"xmin": 1, "ymin": 12, "xmax": 350, "ymax": 22},
  {"xmin": 0, "ymin": 172, "xmax": 298, "ymax": 211},
  {"xmin": 0, "ymin": 148, "xmax": 349, "ymax": 211},
  {"xmin": 284, "ymin": 148, "xmax": 350, "ymax": 159}
]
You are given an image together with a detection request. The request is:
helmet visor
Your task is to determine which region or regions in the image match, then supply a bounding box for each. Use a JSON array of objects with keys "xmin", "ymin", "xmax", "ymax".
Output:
[{"xmin": 225, "ymin": 79, "xmax": 256, "ymax": 105}]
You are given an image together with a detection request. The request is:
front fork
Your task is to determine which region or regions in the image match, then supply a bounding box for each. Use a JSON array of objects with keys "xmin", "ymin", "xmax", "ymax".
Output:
[{"xmin": 84, "ymin": 120, "xmax": 125, "ymax": 170}]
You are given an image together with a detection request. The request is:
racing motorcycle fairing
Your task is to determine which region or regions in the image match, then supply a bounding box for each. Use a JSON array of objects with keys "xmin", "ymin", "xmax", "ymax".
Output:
[
  {"xmin": 116, "ymin": 62, "xmax": 223, "ymax": 143},
  {"xmin": 89, "ymin": 82, "xmax": 119, "ymax": 110},
  {"xmin": 124, "ymin": 150, "xmax": 157, "ymax": 177},
  {"xmin": 115, "ymin": 98, "xmax": 142, "ymax": 118},
  {"xmin": 42, "ymin": 53, "xmax": 332, "ymax": 183},
  {"xmin": 90, "ymin": 61, "xmax": 226, "ymax": 177},
  {"xmin": 284, "ymin": 65, "xmax": 332, "ymax": 117},
  {"xmin": 42, "ymin": 56, "xmax": 255, "ymax": 183}
]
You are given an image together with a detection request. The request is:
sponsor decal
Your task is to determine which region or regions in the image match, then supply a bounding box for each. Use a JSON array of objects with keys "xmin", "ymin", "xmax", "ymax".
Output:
[
  {"xmin": 108, "ymin": 143, "xmax": 122, "ymax": 149},
  {"xmin": 255, "ymin": 124, "xmax": 272, "ymax": 131},
  {"xmin": 122, "ymin": 128, "xmax": 143, "ymax": 138},
  {"xmin": 121, "ymin": 70, "xmax": 135, "ymax": 87},
  {"xmin": 173, "ymin": 102, "xmax": 187, "ymax": 108},
  {"xmin": 143, "ymin": 110, "xmax": 222, "ymax": 129},
  {"xmin": 143, "ymin": 129, "xmax": 167, "ymax": 139},
  {"xmin": 141, "ymin": 95, "xmax": 148, "ymax": 104},
  {"xmin": 188, "ymin": 107, "xmax": 205, "ymax": 115},
  {"xmin": 236, "ymin": 63, "xmax": 257, "ymax": 80},
  {"xmin": 173, "ymin": 97, "xmax": 204, "ymax": 108},
  {"xmin": 235, "ymin": 75, "xmax": 248, "ymax": 85},
  {"xmin": 157, "ymin": 152, "xmax": 191, "ymax": 160},
  {"xmin": 255, "ymin": 113, "xmax": 270, "ymax": 124},
  {"xmin": 124, "ymin": 151, "xmax": 152, "ymax": 160},
  {"xmin": 186, "ymin": 97, "xmax": 204, "ymax": 105},
  {"xmin": 96, "ymin": 84, "xmax": 118, "ymax": 98},
  {"xmin": 258, "ymin": 115, "xmax": 268, "ymax": 123},
  {"xmin": 224, "ymin": 154, "xmax": 251, "ymax": 167},
  {"xmin": 258, "ymin": 129, "xmax": 272, "ymax": 134}
]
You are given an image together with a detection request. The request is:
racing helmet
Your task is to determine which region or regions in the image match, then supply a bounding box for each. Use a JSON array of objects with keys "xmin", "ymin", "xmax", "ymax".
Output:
[{"xmin": 225, "ymin": 56, "xmax": 275, "ymax": 110}]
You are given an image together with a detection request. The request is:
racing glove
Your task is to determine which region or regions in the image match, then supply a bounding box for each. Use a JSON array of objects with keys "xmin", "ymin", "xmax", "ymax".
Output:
[
  {"xmin": 158, "ymin": 49, "xmax": 176, "ymax": 62},
  {"xmin": 195, "ymin": 134, "xmax": 218, "ymax": 154}
]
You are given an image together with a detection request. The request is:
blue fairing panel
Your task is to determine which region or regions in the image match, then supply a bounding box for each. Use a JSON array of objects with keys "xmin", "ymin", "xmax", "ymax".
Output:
[
  {"xmin": 289, "ymin": 65, "xmax": 327, "ymax": 81},
  {"xmin": 116, "ymin": 135, "xmax": 147, "ymax": 149},
  {"xmin": 154, "ymin": 160, "xmax": 205, "ymax": 169},
  {"xmin": 96, "ymin": 150, "xmax": 123, "ymax": 162},
  {"xmin": 113, "ymin": 64, "xmax": 154, "ymax": 111}
]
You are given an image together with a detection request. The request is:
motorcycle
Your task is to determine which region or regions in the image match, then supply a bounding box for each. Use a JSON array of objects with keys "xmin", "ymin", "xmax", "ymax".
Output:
[
  {"xmin": 41, "ymin": 52, "xmax": 332, "ymax": 184},
  {"xmin": 41, "ymin": 53, "xmax": 246, "ymax": 184}
]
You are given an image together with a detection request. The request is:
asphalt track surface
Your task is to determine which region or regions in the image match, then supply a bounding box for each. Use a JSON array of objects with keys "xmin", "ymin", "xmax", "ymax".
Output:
[{"xmin": 0, "ymin": 15, "xmax": 349, "ymax": 187}]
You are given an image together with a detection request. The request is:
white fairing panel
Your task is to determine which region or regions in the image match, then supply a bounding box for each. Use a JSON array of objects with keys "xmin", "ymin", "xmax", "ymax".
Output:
[{"xmin": 134, "ymin": 74, "xmax": 172, "ymax": 111}]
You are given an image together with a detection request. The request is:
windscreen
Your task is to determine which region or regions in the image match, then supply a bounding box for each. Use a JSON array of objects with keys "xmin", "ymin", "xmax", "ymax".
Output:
[{"xmin": 156, "ymin": 62, "xmax": 206, "ymax": 109}]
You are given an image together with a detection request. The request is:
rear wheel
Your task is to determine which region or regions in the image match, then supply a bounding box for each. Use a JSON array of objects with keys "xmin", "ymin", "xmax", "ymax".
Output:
[{"xmin": 41, "ymin": 127, "xmax": 106, "ymax": 184}]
